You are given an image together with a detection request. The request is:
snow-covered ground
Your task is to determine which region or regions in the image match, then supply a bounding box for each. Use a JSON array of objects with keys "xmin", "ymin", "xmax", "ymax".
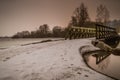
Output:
[{"xmin": 0, "ymin": 38, "xmax": 113, "ymax": 80}]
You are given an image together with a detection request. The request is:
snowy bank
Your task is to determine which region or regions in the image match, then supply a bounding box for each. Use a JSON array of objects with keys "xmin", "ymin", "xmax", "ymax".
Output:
[{"xmin": 0, "ymin": 38, "xmax": 113, "ymax": 80}]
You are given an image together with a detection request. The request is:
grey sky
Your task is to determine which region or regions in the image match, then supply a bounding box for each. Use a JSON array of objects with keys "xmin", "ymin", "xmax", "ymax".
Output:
[{"xmin": 0, "ymin": 0, "xmax": 120, "ymax": 36}]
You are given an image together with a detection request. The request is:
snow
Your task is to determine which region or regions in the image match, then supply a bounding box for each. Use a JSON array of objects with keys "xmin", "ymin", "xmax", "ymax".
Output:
[{"xmin": 0, "ymin": 38, "xmax": 113, "ymax": 80}]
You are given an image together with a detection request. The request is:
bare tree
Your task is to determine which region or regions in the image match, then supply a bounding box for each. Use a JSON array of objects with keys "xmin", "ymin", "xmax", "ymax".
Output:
[
  {"xmin": 12, "ymin": 31, "xmax": 30, "ymax": 38},
  {"xmin": 96, "ymin": 4, "xmax": 110, "ymax": 25},
  {"xmin": 104, "ymin": 8, "xmax": 110, "ymax": 24},
  {"xmin": 52, "ymin": 26, "xmax": 62, "ymax": 37},
  {"xmin": 39, "ymin": 24, "xmax": 49, "ymax": 34},
  {"xmin": 39, "ymin": 24, "xmax": 50, "ymax": 37},
  {"xmin": 71, "ymin": 16, "xmax": 77, "ymax": 26},
  {"xmin": 71, "ymin": 3, "xmax": 90, "ymax": 27}
]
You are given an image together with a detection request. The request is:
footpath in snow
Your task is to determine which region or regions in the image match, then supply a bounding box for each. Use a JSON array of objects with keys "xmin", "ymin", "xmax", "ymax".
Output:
[{"xmin": 0, "ymin": 38, "xmax": 114, "ymax": 80}]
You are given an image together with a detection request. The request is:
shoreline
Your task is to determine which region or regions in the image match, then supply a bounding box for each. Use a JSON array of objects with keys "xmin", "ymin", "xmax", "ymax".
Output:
[
  {"xmin": 21, "ymin": 38, "xmax": 64, "ymax": 46},
  {"xmin": 0, "ymin": 38, "xmax": 64, "ymax": 50}
]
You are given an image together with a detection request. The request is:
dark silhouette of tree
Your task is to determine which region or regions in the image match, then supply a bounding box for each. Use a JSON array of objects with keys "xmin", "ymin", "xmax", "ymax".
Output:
[
  {"xmin": 71, "ymin": 16, "xmax": 77, "ymax": 26},
  {"xmin": 104, "ymin": 7, "xmax": 110, "ymax": 25},
  {"xmin": 22, "ymin": 31, "xmax": 30, "ymax": 38},
  {"xmin": 39, "ymin": 24, "xmax": 49, "ymax": 33},
  {"xmin": 52, "ymin": 26, "xmax": 67, "ymax": 38},
  {"xmin": 96, "ymin": 5, "xmax": 104, "ymax": 24},
  {"xmin": 71, "ymin": 3, "xmax": 90, "ymax": 27},
  {"xmin": 12, "ymin": 31, "xmax": 30, "ymax": 38},
  {"xmin": 52, "ymin": 26, "xmax": 62, "ymax": 37},
  {"xmin": 12, "ymin": 24, "xmax": 51, "ymax": 38},
  {"xmin": 12, "ymin": 24, "xmax": 67, "ymax": 38},
  {"xmin": 30, "ymin": 31, "xmax": 37, "ymax": 38},
  {"xmin": 96, "ymin": 4, "xmax": 110, "ymax": 25},
  {"xmin": 39, "ymin": 24, "xmax": 50, "ymax": 37}
]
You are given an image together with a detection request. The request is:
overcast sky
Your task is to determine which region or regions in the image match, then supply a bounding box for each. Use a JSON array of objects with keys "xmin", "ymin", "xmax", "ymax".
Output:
[{"xmin": 0, "ymin": 0, "xmax": 120, "ymax": 36}]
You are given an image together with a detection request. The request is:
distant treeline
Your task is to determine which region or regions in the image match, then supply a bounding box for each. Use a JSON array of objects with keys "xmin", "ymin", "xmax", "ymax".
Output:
[{"xmin": 12, "ymin": 24, "xmax": 68, "ymax": 38}]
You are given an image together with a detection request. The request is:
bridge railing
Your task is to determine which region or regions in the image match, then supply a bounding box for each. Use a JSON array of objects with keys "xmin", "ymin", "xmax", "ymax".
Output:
[
  {"xmin": 95, "ymin": 24, "xmax": 117, "ymax": 40},
  {"xmin": 65, "ymin": 26, "xmax": 96, "ymax": 40},
  {"xmin": 65, "ymin": 25, "xmax": 119, "ymax": 40}
]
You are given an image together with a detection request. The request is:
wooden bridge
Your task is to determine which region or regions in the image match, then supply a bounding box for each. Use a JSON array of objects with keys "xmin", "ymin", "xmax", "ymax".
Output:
[
  {"xmin": 65, "ymin": 24, "xmax": 119, "ymax": 42},
  {"xmin": 66, "ymin": 24, "xmax": 119, "ymax": 65}
]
